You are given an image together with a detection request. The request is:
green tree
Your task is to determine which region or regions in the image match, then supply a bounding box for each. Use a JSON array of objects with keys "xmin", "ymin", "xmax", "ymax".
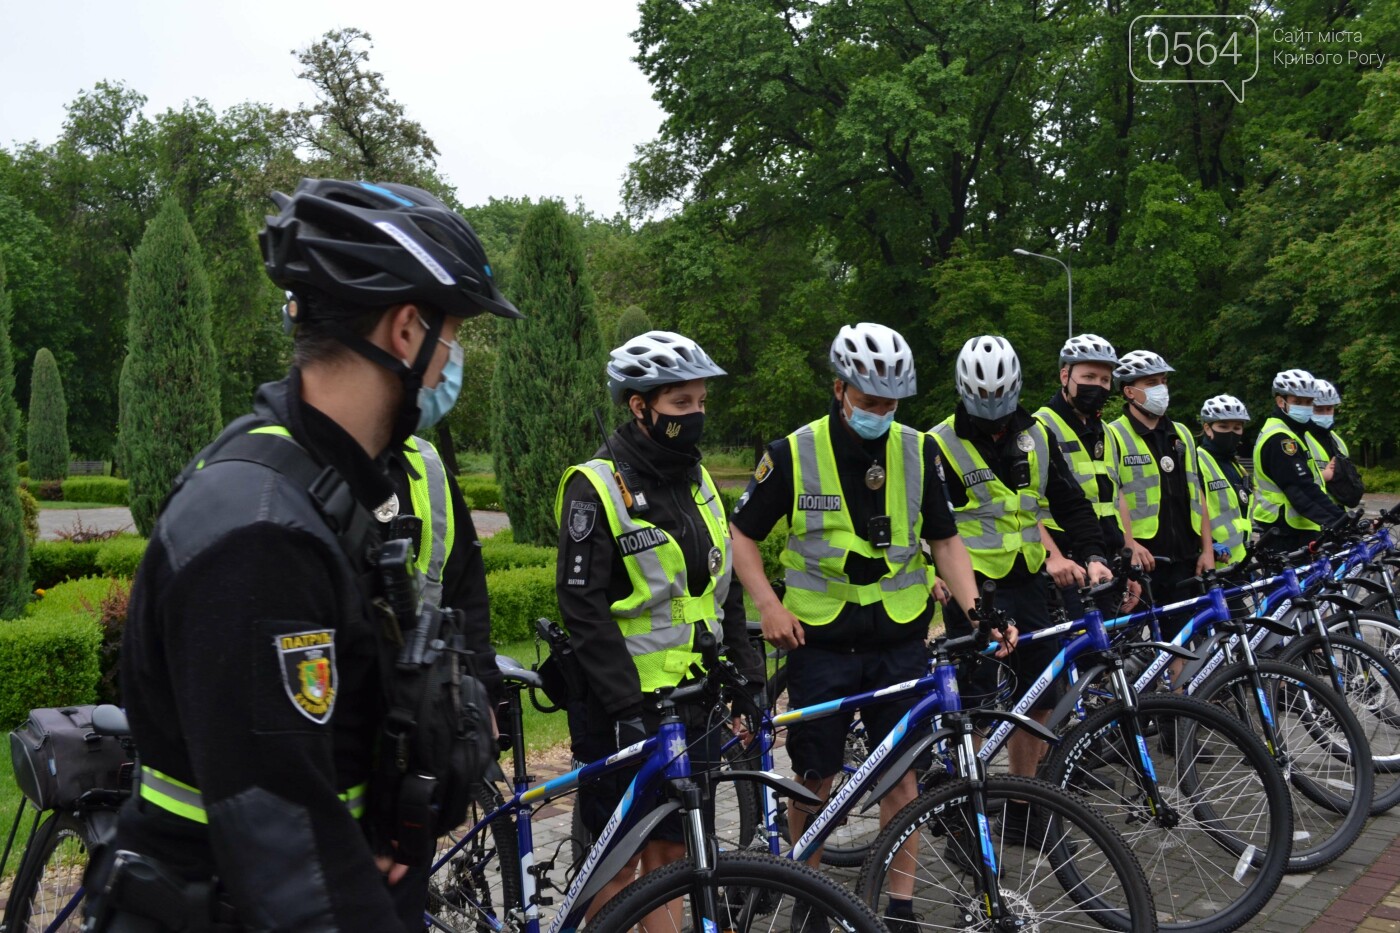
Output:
[
  {"xmin": 120, "ymin": 198, "xmax": 222, "ymax": 535},
  {"xmin": 27, "ymin": 348, "xmax": 70, "ymax": 481},
  {"xmin": 492, "ymin": 201, "xmax": 608, "ymax": 545},
  {"xmin": 0, "ymin": 259, "xmax": 29, "ymax": 617},
  {"xmin": 613, "ymin": 305, "xmax": 654, "ymax": 346}
]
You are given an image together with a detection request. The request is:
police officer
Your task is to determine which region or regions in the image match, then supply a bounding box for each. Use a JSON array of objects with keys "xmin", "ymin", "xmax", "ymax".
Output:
[
  {"xmin": 1197, "ymin": 395, "xmax": 1253, "ymax": 566},
  {"xmin": 554, "ymin": 331, "xmax": 765, "ymax": 927},
  {"xmin": 1305, "ymin": 379, "xmax": 1361, "ymax": 507},
  {"xmin": 1251, "ymin": 369, "xmax": 1346, "ymax": 550},
  {"xmin": 1107, "ymin": 351, "xmax": 1214, "ymax": 615},
  {"xmin": 730, "ymin": 323, "xmax": 1001, "ymax": 933},
  {"xmin": 95, "ymin": 179, "xmax": 519, "ymax": 932},
  {"xmin": 932, "ymin": 336, "xmax": 1109, "ymax": 795},
  {"xmin": 1033, "ymin": 334, "xmax": 1124, "ymax": 614}
]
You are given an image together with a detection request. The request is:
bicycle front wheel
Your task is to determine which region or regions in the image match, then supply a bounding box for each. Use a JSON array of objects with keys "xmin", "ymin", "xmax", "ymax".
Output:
[
  {"xmin": 2, "ymin": 810, "xmax": 99, "ymax": 933},
  {"xmin": 587, "ymin": 850, "xmax": 886, "ymax": 933},
  {"xmin": 855, "ymin": 774, "xmax": 1156, "ymax": 933},
  {"xmin": 1193, "ymin": 659, "xmax": 1373, "ymax": 871},
  {"xmin": 1041, "ymin": 693, "xmax": 1291, "ymax": 933}
]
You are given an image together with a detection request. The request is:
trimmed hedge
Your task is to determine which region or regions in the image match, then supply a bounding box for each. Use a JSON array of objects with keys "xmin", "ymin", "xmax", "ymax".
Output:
[
  {"xmin": 481, "ymin": 540, "xmax": 554, "ymax": 574},
  {"xmin": 758, "ymin": 521, "xmax": 788, "ymax": 581},
  {"xmin": 486, "ymin": 565, "xmax": 557, "ymax": 644},
  {"xmin": 0, "ymin": 614, "xmax": 101, "ymax": 728},
  {"xmin": 459, "ymin": 476, "xmax": 504, "ymax": 512},
  {"xmin": 62, "ymin": 477, "xmax": 129, "ymax": 506},
  {"xmin": 29, "ymin": 540, "xmax": 103, "ymax": 588},
  {"xmin": 26, "ymin": 576, "xmax": 114, "ymax": 619},
  {"xmin": 18, "ymin": 486, "xmax": 38, "ymax": 544},
  {"xmin": 97, "ymin": 536, "xmax": 148, "ymax": 578}
]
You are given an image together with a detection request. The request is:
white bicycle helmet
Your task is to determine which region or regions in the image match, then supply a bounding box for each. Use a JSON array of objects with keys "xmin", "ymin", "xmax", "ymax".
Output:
[
  {"xmin": 829, "ymin": 323, "xmax": 917, "ymax": 399},
  {"xmin": 1271, "ymin": 369, "xmax": 1316, "ymax": 398},
  {"xmin": 1059, "ymin": 333, "xmax": 1119, "ymax": 367},
  {"xmin": 955, "ymin": 335, "xmax": 1022, "ymax": 419},
  {"xmin": 1199, "ymin": 394, "xmax": 1251, "ymax": 424},
  {"xmin": 606, "ymin": 330, "xmax": 726, "ymax": 403},
  {"xmin": 1312, "ymin": 379, "xmax": 1341, "ymax": 407},
  {"xmin": 1113, "ymin": 350, "xmax": 1174, "ymax": 384}
]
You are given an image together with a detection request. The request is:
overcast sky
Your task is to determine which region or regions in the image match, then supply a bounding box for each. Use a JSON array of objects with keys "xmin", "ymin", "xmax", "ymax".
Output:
[{"xmin": 0, "ymin": 1, "xmax": 664, "ymax": 216}]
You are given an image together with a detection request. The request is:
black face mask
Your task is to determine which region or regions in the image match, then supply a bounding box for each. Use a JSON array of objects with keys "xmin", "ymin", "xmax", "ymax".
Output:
[
  {"xmin": 646, "ymin": 410, "xmax": 706, "ymax": 452},
  {"xmin": 1070, "ymin": 382, "xmax": 1110, "ymax": 416},
  {"xmin": 970, "ymin": 413, "xmax": 1014, "ymax": 437},
  {"xmin": 1211, "ymin": 431, "xmax": 1243, "ymax": 457}
]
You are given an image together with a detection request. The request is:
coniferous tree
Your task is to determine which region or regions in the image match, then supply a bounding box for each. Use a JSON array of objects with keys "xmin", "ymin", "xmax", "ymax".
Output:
[
  {"xmin": 27, "ymin": 348, "xmax": 70, "ymax": 481},
  {"xmin": 613, "ymin": 305, "xmax": 654, "ymax": 347},
  {"xmin": 119, "ymin": 198, "xmax": 222, "ymax": 536},
  {"xmin": 492, "ymin": 201, "xmax": 608, "ymax": 545},
  {"xmin": 0, "ymin": 259, "xmax": 29, "ymax": 617}
]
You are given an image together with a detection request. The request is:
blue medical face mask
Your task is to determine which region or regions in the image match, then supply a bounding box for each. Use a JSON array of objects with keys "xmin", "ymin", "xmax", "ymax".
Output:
[
  {"xmin": 844, "ymin": 394, "xmax": 895, "ymax": 440},
  {"xmin": 1287, "ymin": 403, "xmax": 1313, "ymax": 423},
  {"xmin": 413, "ymin": 321, "xmax": 465, "ymax": 430},
  {"xmin": 1313, "ymin": 413, "xmax": 1335, "ymax": 429}
]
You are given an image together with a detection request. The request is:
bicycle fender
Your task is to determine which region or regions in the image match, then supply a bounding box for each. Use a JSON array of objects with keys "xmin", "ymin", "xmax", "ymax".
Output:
[
  {"xmin": 577, "ymin": 800, "xmax": 683, "ymax": 907},
  {"xmin": 709, "ymin": 769, "xmax": 822, "ymax": 807},
  {"xmin": 858, "ymin": 734, "xmax": 935, "ymax": 813},
  {"xmin": 1341, "ymin": 576, "xmax": 1389, "ymax": 595},
  {"xmin": 1132, "ymin": 641, "xmax": 1200, "ymax": 661},
  {"xmin": 1317, "ymin": 592, "xmax": 1366, "ymax": 612},
  {"xmin": 1048, "ymin": 662, "xmax": 1110, "ymax": 729},
  {"xmin": 984, "ymin": 710, "xmax": 1059, "ymax": 743}
]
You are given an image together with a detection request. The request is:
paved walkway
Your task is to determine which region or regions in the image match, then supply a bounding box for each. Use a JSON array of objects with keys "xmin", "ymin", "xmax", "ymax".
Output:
[{"xmin": 36, "ymin": 508, "xmax": 512, "ymax": 542}]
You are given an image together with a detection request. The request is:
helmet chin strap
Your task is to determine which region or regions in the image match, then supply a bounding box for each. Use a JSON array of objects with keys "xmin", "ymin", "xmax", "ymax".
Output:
[{"xmin": 327, "ymin": 310, "xmax": 445, "ymax": 447}]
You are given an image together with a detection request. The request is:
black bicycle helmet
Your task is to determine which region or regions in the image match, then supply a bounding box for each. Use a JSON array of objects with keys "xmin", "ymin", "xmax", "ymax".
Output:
[{"xmin": 260, "ymin": 178, "xmax": 521, "ymax": 320}]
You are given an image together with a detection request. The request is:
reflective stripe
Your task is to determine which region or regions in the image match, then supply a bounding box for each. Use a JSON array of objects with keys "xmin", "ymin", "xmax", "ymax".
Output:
[
  {"xmin": 779, "ymin": 419, "xmax": 931, "ymax": 625},
  {"xmin": 140, "ymin": 766, "xmax": 367, "ymax": 823},
  {"xmin": 404, "ymin": 436, "xmax": 455, "ymax": 607},
  {"xmin": 553, "ymin": 460, "xmax": 729, "ymax": 692},
  {"xmin": 1198, "ymin": 448, "xmax": 1250, "ymax": 563},
  {"xmin": 1104, "ymin": 417, "xmax": 1201, "ymax": 541},
  {"xmin": 930, "ymin": 418, "xmax": 1050, "ymax": 579},
  {"xmin": 1251, "ymin": 417, "xmax": 1324, "ymax": 530},
  {"xmin": 1033, "ymin": 406, "xmax": 1118, "ymax": 526}
]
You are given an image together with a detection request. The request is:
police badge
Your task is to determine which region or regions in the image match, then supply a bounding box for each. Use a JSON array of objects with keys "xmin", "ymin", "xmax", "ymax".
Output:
[
  {"xmin": 568, "ymin": 500, "xmax": 599, "ymax": 543},
  {"xmin": 1094, "ymin": 440, "xmax": 1104, "ymax": 459},
  {"xmin": 708, "ymin": 547, "xmax": 723, "ymax": 575},
  {"xmin": 1016, "ymin": 432, "xmax": 1035, "ymax": 452},
  {"xmin": 1160, "ymin": 456, "xmax": 1175, "ymax": 473},
  {"xmin": 374, "ymin": 493, "xmax": 399, "ymax": 523},
  {"xmin": 278, "ymin": 630, "xmax": 337, "ymax": 724}
]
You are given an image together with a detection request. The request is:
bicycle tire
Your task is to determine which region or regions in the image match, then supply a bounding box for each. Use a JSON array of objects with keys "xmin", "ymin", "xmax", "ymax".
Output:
[
  {"xmin": 587, "ymin": 850, "xmax": 886, "ymax": 933},
  {"xmin": 1330, "ymin": 605, "xmax": 1400, "ymax": 667},
  {"xmin": 1193, "ymin": 659, "xmax": 1374, "ymax": 871},
  {"xmin": 1277, "ymin": 631, "xmax": 1400, "ymax": 812},
  {"xmin": 855, "ymin": 774, "xmax": 1155, "ymax": 933},
  {"xmin": 1041, "ymin": 693, "xmax": 1292, "ymax": 933},
  {"xmin": 425, "ymin": 781, "xmax": 524, "ymax": 932},
  {"xmin": 2, "ymin": 810, "xmax": 98, "ymax": 933}
]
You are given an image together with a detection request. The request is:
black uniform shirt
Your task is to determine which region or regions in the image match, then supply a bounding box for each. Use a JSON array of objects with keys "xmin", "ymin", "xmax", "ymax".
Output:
[
  {"xmin": 730, "ymin": 399, "xmax": 958, "ymax": 648},
  {"xmin": 117, "ymin": 371, "xmax": 405, "ymax": 931},
  {"xmin": 1199, "ymin": 435, "xmax": 1251, "ymax": 502},
  {"xmin": 556, "ymin": 422, "xmax": 766, "ymax": 720},
  {"xmin": 1257, "ymin": 406, "xmax": 1345, "ymax": 529},
  {"xmin": 1120, "ymin": 408, "xmax": 1198, "ymax": 562},
  {"xmin": 941, "ymin": 404, "xmax": 1106, "ymax": 585},
  {"xmin": 1043, "ymin": 390, "xmax": 1123, "ymax": 557}
]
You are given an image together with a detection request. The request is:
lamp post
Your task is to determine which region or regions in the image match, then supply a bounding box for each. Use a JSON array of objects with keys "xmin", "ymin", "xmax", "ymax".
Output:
[{"xmin": 1013, "ymin": 248, "xmax": 1073, "ymax": 338}]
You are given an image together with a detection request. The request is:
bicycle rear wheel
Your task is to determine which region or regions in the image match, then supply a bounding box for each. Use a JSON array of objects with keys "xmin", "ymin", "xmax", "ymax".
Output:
[
  {"xmin": 425, "ymin": 781, "xmax": 524, "ymax": 933},
  {"xmin": 855, "ymin": 774, "xmax": 1156, "ymax": 932},
  {"xmin": 1193, "ymin": 659, "xmax": 1373, "ymax": 870},
  {"xmin": 2, "ymin": 810, "xmax": 99, "ymax": 933},
  {"xmin": 587, "ymin": 850, "xmax": 886, "ymax": 933},
  {"xmin": 1041, "ymin": 693, "xmax": 1292, "ymax": 933}
]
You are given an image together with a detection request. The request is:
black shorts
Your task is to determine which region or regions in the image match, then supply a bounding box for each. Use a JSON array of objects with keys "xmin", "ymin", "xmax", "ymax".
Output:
[
  {"xmin": 568, "ymin": 696, "xmax": 723, "ymax": 842},
  {"xmin": 945, "ymin": 575, "xmax": 1061, "ymax": 712},
  {"xmin": 784, "ymin": 639, "xmax": 929, "ymax": 781}
]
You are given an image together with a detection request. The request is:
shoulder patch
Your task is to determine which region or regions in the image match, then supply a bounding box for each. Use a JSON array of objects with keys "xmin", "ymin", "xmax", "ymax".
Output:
[
  {"xmin": 278, "ymin": 630, "xmax": 337, "ymax": 724},
  {"xmin": 567, "ymin": 500, "xmax": 599, "ymax": 542},
  {"xmin": 1281, "ymin": 439, "xmax": 1298, "ymax": 456},
  {"xmin": 753, "ymin": 451, "xmax": 775, "ymax": 484},
  {"xmin": 934, "ymin": 453, "xmax": 945, "ymax": 482}
]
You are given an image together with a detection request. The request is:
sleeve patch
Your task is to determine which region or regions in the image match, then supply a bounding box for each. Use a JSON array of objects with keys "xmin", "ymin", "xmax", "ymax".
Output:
[
  {"xmin": 277, "ymin": 629, "xmax": 337, "ymax": 724},
  {"xmin": 753, "ymin": 451, "xmax": 775, "ymax": 484},
  {"xmin": 1281, "ymin": 439, "xmax": 1298, "ymax": 456},
  {"xmin": 567, "ymin": 500, "xmax": 599, "ymax": 542}
]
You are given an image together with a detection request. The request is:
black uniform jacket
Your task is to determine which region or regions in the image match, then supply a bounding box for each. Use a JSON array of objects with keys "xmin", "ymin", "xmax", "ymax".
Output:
[
  {"xmin": 731, "ymin": 399, "xmax": 959, "ymax": 648},
  {"xmin": 116, "ymin": 372, "xmax": 406, "ymax": 931},
  {"xmin": 556, "ymin": 421, "xmax": 766, "ymax": 721},
  {"xmin": 1257, "ymin": 406, "xmax": 1345, "ymax": 531},
  {"xmin": 942, "ymin": 404, "xmax": 1106, "ymax": 585}
]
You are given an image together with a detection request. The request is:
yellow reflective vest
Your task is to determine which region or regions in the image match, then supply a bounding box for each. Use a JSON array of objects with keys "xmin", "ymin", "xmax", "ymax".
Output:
[
  {"xmin": 1197, "ymin": 447, "xmax": 1251, "ymax": 564},
  {"xmin": 1251, "ymin": 417, "xmax": 1326, "ymax": 531},
  {"xmin": 1033, "ymin": 405, "xmax": 1119, "ymax": 529},
  {"xmin": 1104, "ymin": 416, "xmax": 1202, "ymax": 541}
]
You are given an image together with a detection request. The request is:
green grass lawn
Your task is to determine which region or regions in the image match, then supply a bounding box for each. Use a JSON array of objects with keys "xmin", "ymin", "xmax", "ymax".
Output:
[
  {"xmin": 1, "ymin": 751, "xmax": 32, "ymax": 881},
  {"xmin": 36, "ymin": 501, "xmax": 121, "ymax": 510},
  {"xmin": 494, "ymin": 638, "xmax": 571, "ymax": 753}
]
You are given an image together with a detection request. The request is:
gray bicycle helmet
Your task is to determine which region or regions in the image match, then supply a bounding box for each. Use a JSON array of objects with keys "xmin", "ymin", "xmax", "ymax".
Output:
[
  {"xmin": 1200, "ymin": 394, "xmax": 1251, "ymax": 424},
  {"xmin": 829, "ymin": 323, "xmax": 917, "ymax": 399},
  {"xmin": 1312, "ymin": 379, "xmax": 1341, "ymax": 407},
  {"xmin": 1271, "ymin": 369, "xmax": 1316, "ymax": 398},
  {"xmin": 1059, "ymin": 333, "xmax": 1119, "ymax": 367},
  {"xmin": 955, "ymin": 335, "xmax": 1022, "ymax": 419},
  {"xmin": 1113, "ymin": 350, "xmax": 1174, "ymax": 384},
  {"xmin": 607, "ymin": 331, "xmax": 726, "ymax": 403}
]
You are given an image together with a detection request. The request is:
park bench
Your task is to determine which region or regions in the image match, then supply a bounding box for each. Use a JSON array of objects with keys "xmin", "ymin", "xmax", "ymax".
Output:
[{"xmin": 68, "ymin": 461, "xmax": 108, "ymax": 476}]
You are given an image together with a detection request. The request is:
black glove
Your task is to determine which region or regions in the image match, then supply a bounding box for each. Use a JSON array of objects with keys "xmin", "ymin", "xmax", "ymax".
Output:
[{"xmin": 614, "ymin": 716, "xmax": 649, "ymax": 751}]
